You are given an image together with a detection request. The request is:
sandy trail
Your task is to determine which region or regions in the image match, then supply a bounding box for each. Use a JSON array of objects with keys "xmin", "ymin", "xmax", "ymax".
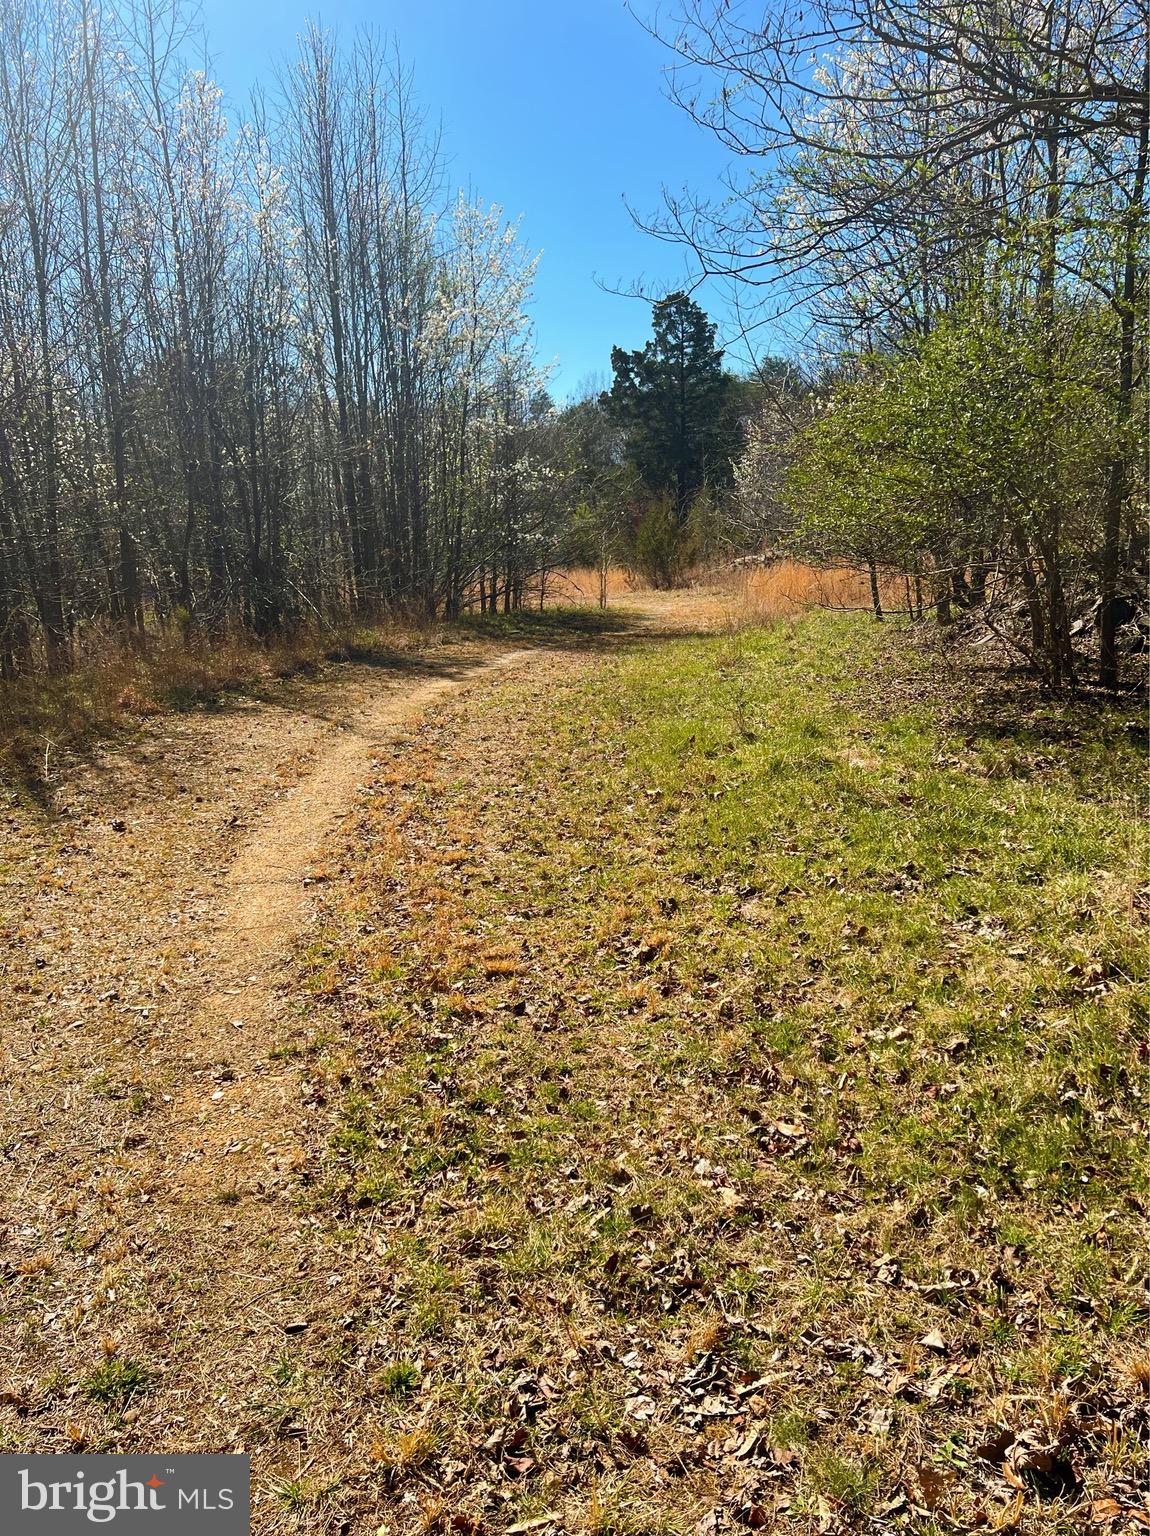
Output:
[
  {"xmin": 219, "ymin": 649, "xmax": 534, "ymax": 974},
  {"xmin": 152, "ymin": 647, "xmax": 540, "ymax": 1332}
]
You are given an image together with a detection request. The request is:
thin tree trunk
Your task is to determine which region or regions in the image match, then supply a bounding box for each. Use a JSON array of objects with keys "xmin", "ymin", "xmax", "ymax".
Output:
[{"xmin": 1100, "ymin": 61, "xmax": 1148, "ymax": 690}]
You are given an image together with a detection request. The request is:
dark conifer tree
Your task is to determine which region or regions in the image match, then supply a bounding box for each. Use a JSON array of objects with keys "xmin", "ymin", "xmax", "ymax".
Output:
[{"xmin": 602, "ymin": 293, "xmax": 738, "ymax": 519}]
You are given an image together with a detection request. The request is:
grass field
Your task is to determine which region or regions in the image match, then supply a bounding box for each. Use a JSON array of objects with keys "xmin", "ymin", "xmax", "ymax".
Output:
[
  {"xmin": 264, "ymin": 611, "xmax": 1148, "ymax": 1533},
  {"xmin": 732, "ymin": 561, "xmax": 908, "ymax": 623}
]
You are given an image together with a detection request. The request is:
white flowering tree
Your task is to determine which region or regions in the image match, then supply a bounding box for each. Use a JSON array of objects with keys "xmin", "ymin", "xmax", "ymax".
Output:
[{"xmin": 0, "ymin": 0, "xmax": 590, "ymax": 670}]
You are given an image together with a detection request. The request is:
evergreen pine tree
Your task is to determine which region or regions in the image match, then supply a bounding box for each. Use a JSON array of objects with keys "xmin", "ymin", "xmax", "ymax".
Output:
[{"xmin": 602, "ymin": 293, "xmax": 738, "ymax": 520}]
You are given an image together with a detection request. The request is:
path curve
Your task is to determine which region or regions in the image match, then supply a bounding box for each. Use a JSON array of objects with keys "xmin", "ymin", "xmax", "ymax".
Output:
[
  {"xmin": 156, "ymin": 646, "xmax": 542, "ymax": 1281},
  {"xmin": 0, "ymin": 591, "xmax": 730, "ymax": 1469}
]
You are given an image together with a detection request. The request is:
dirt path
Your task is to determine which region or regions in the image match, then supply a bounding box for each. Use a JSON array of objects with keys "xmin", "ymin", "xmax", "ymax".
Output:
[
  {"xmin": 0, "ymin": 635, "xmax": 548, "ymax": 1453},
  {"xmin": 0, "ymin": 591, "xmax": 730, "ymax": 1474},
  {"xmin": 152, "ymin": 591, "xmax": 731, "ymax": 1217},
  {"xmin": 169, "ymin": 646, "xmax": 538, "ymax": 1202}
]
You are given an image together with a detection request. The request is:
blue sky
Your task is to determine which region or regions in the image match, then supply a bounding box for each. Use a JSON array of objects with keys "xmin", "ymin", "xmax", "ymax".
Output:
[{"xmin": 197, "ymin": 0, "xmax": 778, "ymax": 400}]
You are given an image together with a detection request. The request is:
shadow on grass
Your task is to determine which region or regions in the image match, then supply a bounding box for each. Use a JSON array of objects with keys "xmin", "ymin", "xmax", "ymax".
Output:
[
  {"xmin": 454, "ymin": 605, "xmax": 639, "ymax": 644},
  {"xmin": 941, "ymin": 667, "xmax": 1145, "ymax": 755},
  {"xmin": 868, "ymin": 622, "xmax": 1146, "ymax": 757}
]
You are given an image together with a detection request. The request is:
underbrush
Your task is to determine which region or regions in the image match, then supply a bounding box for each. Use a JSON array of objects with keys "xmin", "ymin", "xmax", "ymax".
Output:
[{"xmin": 0, "ymin": 616, "xmax": 434, "ymax": 796}]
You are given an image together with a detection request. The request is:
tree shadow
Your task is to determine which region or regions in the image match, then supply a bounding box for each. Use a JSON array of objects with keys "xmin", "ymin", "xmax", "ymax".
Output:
[
  {"xmin": 455, "ymin": 600, "xmax": 730, "ymax": 649},
  {"xmin": 454, "ymin": 606, "xmax": 639, "ymax": 645},
  {"xmin": 939, "ymin": 664, "xmax": 1143, "ymax": 755}
]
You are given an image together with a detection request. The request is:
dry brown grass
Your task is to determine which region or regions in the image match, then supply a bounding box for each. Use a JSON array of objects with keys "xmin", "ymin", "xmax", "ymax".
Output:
[
  {"xmin": 536, "ymin": 566, "xmax": 648, "ymax": 606},
  {"xmin": 530, "ymin": 559, "xmax": 909, "ymax": 629},
  {"xmin": 457, "ymin": 566, "xmax": 645, "ymax": 615},
  {"xmin": 0, "ymin": 615, "xmax": 434, "ymax": 793},
  {"xmin": 732, "ymin": 559, "xmax": 907, "ymax": 623}
]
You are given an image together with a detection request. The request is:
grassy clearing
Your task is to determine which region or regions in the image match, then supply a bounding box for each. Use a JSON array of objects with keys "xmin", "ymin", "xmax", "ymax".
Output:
[{"xmin": 279, "ymin": 612, "xmax": 1147, "ymax": 1534}]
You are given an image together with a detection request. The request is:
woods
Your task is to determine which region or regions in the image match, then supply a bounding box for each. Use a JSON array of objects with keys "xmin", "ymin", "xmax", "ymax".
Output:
[
  {"xmin": 1, "ymin": 0, "xmax": 1144, "ymax": 692},
  {"xmin": 0, "ymin": 0, "xmax": 570, "ymax": 675},
  {"xmin": 655, "ymin": 0, "xmax": 1148, "ymax": 687}
]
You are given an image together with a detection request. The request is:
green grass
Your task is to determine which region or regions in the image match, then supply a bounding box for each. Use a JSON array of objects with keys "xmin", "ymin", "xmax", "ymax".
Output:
[
  {"xmin": 377, "ymin": 1360, "xmax": 421, "ymax": 1399},
  {"xmin": 297, "ymin": 611, "xmax": 1147, "ymax": 1534},
  {"xmin": 81, "ymin": 1358, "xmax": 151, "ymax": 1408}
]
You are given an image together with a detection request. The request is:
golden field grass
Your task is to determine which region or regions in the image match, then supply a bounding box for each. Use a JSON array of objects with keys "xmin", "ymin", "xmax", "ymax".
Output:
[
  {"xmin": 529, "ymin": 567, "xmax": 650, "ymax": 607},
  {"xmin": 536, "ymin": 560, "xmax": 904, "ymax": 623},
  {"xmin": 732, "ymin": 560, "xmax": 909, "ymax": 623}
]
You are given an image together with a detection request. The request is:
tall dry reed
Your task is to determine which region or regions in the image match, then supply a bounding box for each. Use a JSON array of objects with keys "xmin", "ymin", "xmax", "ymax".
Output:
[{"xmin": 733, "ymin": 559, "xmax": 907, "ymax": 623}]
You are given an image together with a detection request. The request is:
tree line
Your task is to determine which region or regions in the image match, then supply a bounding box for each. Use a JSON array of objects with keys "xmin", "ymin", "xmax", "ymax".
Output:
[
  {"xmin": 0, "ymin": 0, "xmax": 577, "ymax": 677},
  {"xmin": 562, "ymin": 291, "xmax": 793, "ymax": 594},
  {"xmin": 650, "ymin": 0, "xmax": 1147, "ymax": 688},
  {"xmin": 3, "ymin": 0, "xmax": 1144, "ymax": 691}
]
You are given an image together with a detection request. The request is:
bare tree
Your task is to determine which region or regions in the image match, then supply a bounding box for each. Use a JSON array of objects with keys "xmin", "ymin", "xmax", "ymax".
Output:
[{"xmin": 0, "ymin": 0, "xmax": 574, "ymax": 676}]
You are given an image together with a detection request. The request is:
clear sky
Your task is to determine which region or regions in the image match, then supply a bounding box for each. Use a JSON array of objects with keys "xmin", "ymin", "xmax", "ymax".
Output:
[{"xmin": 196, "ymin": 0, "xmax": 774, "ymax": 401}]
